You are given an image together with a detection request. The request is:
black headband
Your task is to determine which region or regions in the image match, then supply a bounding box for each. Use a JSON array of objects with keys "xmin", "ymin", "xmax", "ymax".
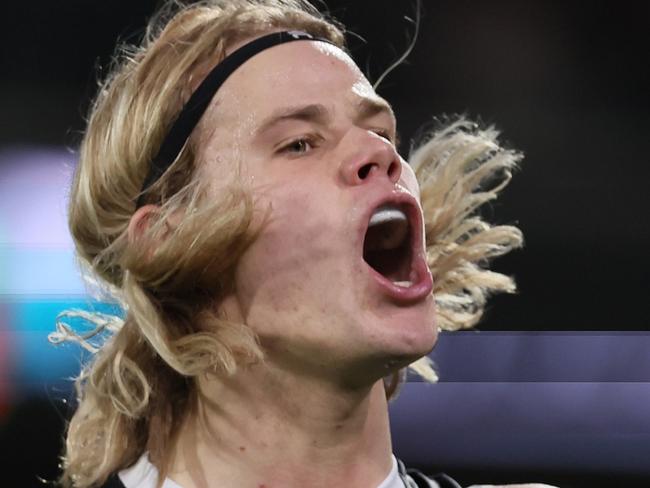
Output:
[{"xmin": 136, "ymin": 30, "xmax": 336, "ymax": 207}]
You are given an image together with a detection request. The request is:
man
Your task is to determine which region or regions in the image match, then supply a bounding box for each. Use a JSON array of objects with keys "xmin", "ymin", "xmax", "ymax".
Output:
[{"xmin": 54, "ymin": 1, "xmax": 548, "ymax": 487}]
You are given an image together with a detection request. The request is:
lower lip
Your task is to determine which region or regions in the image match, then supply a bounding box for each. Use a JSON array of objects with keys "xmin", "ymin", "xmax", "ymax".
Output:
[{"xmin": 365, "ymin": 257, "xmax": 433, "ymax": 303}]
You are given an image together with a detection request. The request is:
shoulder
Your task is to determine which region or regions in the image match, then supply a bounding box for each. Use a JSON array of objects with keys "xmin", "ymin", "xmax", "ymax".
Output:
[{"xmin": 397, "ymin": 458, "xmax": 463, "ymax": 488}]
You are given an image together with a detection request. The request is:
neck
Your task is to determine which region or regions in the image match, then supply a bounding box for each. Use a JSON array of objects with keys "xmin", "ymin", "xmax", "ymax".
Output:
[{"xmin": 167, "ymin": 361, "xmax": 394, "ymax": 488}]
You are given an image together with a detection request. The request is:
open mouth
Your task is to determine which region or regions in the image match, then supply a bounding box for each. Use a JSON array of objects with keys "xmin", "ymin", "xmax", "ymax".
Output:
[{"xmin": 362, "ymin": 204, "xmax": 414, "ymax": 287}]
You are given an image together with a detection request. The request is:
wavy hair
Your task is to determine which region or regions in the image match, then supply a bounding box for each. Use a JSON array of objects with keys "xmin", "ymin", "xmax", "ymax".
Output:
[
  {"xmin": 407, "ymin": 118, "xmax": 523, "ymax": 382},
  {"xmin": 52, "ymin": 1, "xmax": 345, "ymax": 486},
  {"xmin": 51, "ymin": 0, "xmax": 522, "ymax": 486}
]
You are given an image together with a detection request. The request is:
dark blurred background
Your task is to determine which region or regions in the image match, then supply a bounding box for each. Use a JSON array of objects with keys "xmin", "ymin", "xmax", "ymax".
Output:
[{"xmin": 0, "ymin": 0, "xmax": 648, "ymax": 487}]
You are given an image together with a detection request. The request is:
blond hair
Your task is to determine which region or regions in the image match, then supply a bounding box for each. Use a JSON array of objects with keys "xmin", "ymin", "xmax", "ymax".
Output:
[
  {"xmin": 415, "ymin": 119, "xmax": 523, "ymax": 330},
  {"xmin": 51, "ymin": 1, "xmax": 522, "ymax": 485},
  {"xmin": 53, "ymin": 1, "xmax": 345, "ymax": 486}
]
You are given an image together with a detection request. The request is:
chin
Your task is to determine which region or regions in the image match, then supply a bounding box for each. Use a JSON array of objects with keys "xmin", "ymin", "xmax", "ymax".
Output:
[{"xmin": 367, "ymin": 302, "xmax": 438, "ymax": 365}]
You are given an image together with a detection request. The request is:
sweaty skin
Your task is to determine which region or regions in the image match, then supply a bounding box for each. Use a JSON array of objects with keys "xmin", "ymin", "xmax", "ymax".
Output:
[
  {"xmin": 125, "ymin": 36, "xmax": 557, "ymax": 488},
  {"xmin": 124, "ymin": 33, "xmax": 559, "ymax": 488},
  {"xmin": 199, "ymin": 39, "xmax": 437, "ymax": 381},
  {"xmin": 153, "ymin": 38, "xmax": 437, "ymax": 488}
]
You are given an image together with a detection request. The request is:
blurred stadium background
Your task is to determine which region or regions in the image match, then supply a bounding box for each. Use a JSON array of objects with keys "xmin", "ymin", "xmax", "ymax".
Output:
[{"xmin": 0, "ymin": 1, "xmax": 648, "ymax": 486}]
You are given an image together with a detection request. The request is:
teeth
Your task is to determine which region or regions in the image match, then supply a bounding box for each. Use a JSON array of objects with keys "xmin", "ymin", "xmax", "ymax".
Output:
[
  {"xmin": 393, "ymin": 280, "xmax": 413, "ymax": 288},
  {"xmin": 365, "ymin": 205, "xmax": 409, "ymax": 251},
  {"xmin": 368, "ymin": 206, "xmax": 407, "ymax": 227}
]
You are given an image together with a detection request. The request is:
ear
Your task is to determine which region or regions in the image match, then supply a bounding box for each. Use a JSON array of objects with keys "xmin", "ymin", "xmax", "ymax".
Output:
[{"xmin": 127, "ymin": 204, "xmax": 169, "ymax": 244}]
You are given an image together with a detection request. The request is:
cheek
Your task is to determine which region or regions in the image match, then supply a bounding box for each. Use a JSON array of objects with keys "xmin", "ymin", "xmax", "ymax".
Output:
[
  {"xmin": 233, "ymin": 181, "xmax": 344, "ymax": 312},
  {"xmin": 399, "ymin": 162, "xmax": 420, "ymax": 198}
]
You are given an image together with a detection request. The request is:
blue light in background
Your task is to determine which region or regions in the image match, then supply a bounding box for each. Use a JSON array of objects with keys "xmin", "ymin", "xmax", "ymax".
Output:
[
  {"xmin": 10, "ymin": 298, "xmax": 123, "ymax": 395},
  {"xmin": 0, "ymin": 147, "xmax": 104, "ymax": 397}
]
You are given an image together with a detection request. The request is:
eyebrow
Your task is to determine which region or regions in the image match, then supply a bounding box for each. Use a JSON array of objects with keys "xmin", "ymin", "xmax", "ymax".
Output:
[
  {"xmin": 255, "ymin": 103, "xmax": 331, "ymax": 137},
  {"xmin": 354, "ymin": 97, "xmax": 396, "ymax": 126},
  {"xmin": 254, "ymin": 98, "xmax": 396, "ymax": 138}
]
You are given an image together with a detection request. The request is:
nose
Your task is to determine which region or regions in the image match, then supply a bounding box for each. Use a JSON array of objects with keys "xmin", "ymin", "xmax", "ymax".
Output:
[{"xmin": 338, "ymin": 130, "xmax": 402, "ymax": 186}]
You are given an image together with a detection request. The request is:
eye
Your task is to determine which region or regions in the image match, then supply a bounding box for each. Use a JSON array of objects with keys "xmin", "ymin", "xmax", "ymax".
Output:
[
  {"xmin": 373, "ymin": 129, "xmax": 392, "ymax": 141},
  {"xmin": 278, "ymin": 136, "xmax": 319, "ymax": 155},
  {"xmin": 371, "ymin": 128, "xmax": 399, "ymax": 147}
]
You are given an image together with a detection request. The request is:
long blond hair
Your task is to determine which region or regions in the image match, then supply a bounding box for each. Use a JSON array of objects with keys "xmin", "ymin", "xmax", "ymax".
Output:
[
  {"xmin": 51, "ymin": 1, "xmax": 522, "ymax": 486},
  {"xmin": 53, "ymin": 2, "xmax": 345, "ymax": 486},
  {"xmin": 397, "ymin": 117, "xmax": 523, "ymax": 384}
]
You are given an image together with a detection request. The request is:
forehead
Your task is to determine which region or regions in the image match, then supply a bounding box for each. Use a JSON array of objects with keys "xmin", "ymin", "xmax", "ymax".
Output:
[{"xmin": 208, "ymin": 40, "xmax": 391, "ymax": 128}]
